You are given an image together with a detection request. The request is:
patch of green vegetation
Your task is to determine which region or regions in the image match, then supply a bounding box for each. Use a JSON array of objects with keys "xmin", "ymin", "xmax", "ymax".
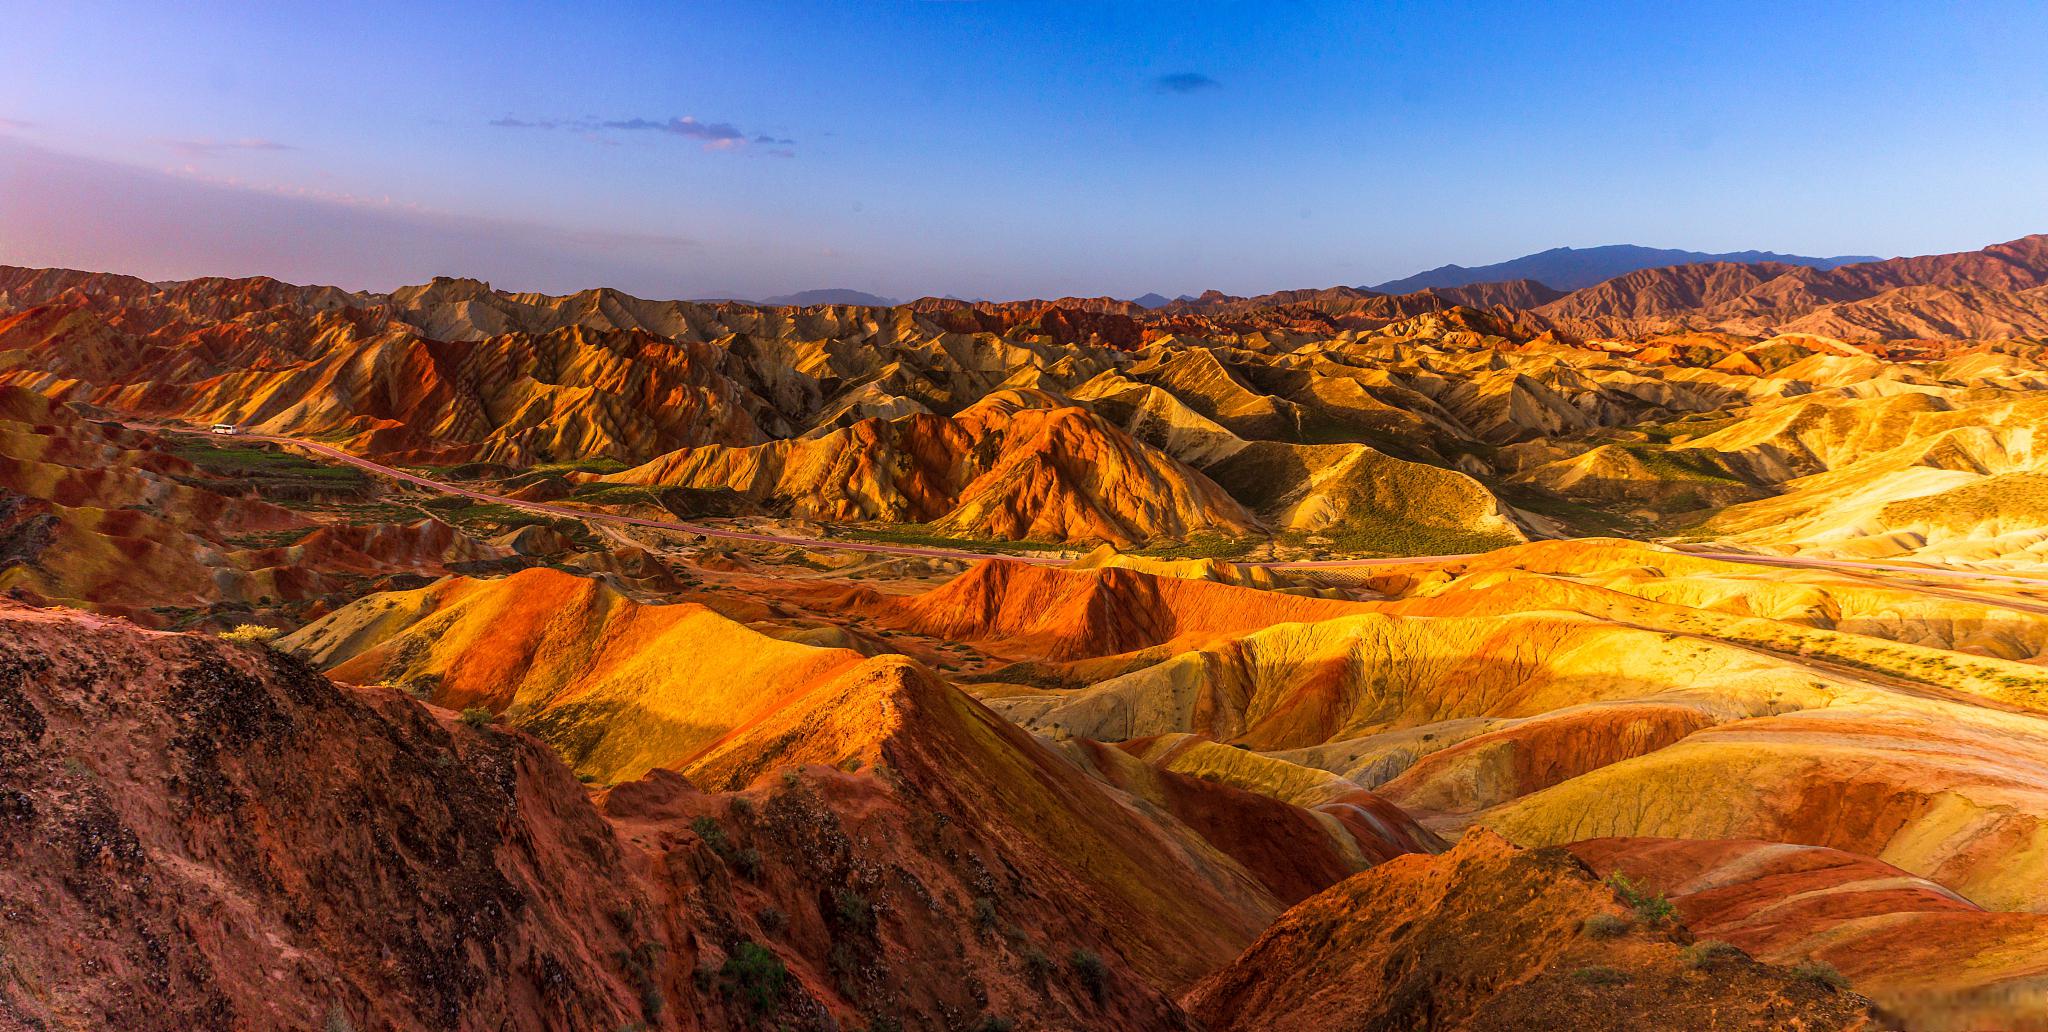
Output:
[
  {"xmin": 618, "ymin": 941, "xmax": 667, "ymax": 1020},
  {"xmin": 1278, "ymin": 519, "xmax": 1522, "ymax": 558},
  {"xmin": 833, "ymin": 888, "xmax": 877, "ymax": 937},
  {"xmin": 294, "ymin": 500, "xmax": 425, "ymax": 523},
  {"xmin": 1880, "ymin": 473, "xmax": 2048, "ymax": 528},
  {"xmin": 223, "ymin": 527, "xmax": 318, "ymax": 549},
  {"xmin": 1581, "ymin": 913, "xmax": 1632, "ymax": 939},
  {"xmin": 1790, "ymin": 959, "xmax": 1850, "ymax": 991},
  {"xmin": 218, "ymin": 624, "xmax": 282, "ymax": 648},
  {"xmin": 1135, "ymin": 533, "xmax": 1262, "ymax": 560},
  {"xmin": 423, "ymin": 500, "xmax": 598, "ymax": 548},
  {"xmin": 533, "ymin": 456, "xmax": 630, "ymax": 475},
  {"xmin": 836, "ymin": 523, "xmax": 1066, "ymax": 556},
  {"xmin": 1493, "ymin": 485, "xmax": 1642, "ymax": 537},
  {"xmin": 1605, "ymin": 872, "xmax": 1677, "ymax": 925},
  {"xmin": 1019, "ymin": 944, "xmax": 1055, "ymax": 985},
  {"xmin": 1068, "ymin": 948, "xmax": 1108, "ymax": 1003},
  {"xmin": 1617, "ymin": 444, "xmax": 1746, "ymax": 485},
  {"xmin": 458, "ymin": 706, "xmax": 495, "ymax": 729},
  {"xmin": 1570, "ymin": 965, "xmax": 1631, "ymax": 986},
  {"xmin": 567, "ymin": 483, "xmax": 665, "ymax": 507},
  {"xmin": 1638, "ymin": 414, "xmax": 1744, "ymax": 444},
  {"xmin": 1682, "ymin": 940, "xmax": 1748, "ymax": 969},
  {"xmin": 173, "ymin": 439, "xmax": 368, "ymax": 486},
  {"xmin": 690, "ymin": 815, "xmax": 762, "ymax": 879}
]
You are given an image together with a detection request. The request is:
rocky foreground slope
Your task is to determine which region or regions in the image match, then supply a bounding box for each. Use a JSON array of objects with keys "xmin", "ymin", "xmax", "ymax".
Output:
[
  {"xmin": 5, "ymin": 600, "xmax": 1264, "ymax": 1029},
  {"xmin": 3, "ymin": 598, "xmax": 1916, "ymax": 1030}
]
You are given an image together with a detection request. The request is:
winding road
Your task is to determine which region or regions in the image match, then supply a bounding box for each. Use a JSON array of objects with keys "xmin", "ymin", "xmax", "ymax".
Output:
[{"xmin": 178, "ymin": 427, "xmax": 2048, "ymax": 586}]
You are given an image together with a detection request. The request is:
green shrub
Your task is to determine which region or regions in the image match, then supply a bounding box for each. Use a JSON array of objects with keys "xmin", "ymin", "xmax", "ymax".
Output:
[
  {"xmin": 618, "ymin": 941, "xmax": 666, "ymax": 1020},
  {"xmin": 1069, "ymin": 948, "xmax": 1108, "ymax": 1003},
  {"xmin": 1581, "ymin": 913, "xmax": 1631, "ymax": 939},
  {"xmin": 834, "ymin": 888, "xmax": 877, "ymax": 936},
  {"xmin": 732, "ymin": 846, "xmax": 764, "ymax": 880},
  {"xmin": 721, "ymin": 941, "xmax": 787, "ymax": 1014},
  {"xmin": 1682, "ymin": 940, "xmax": 1748, "ymax": 968},
  {"xmin": 692, "ymin": 817, "xmax": 762, "ymax": 879},
  {"xmin": 691, "ymin": 815, "xmax": 728, "ymax": 850},
  {"xmin": 219, "ymin": 624, "xmax": 282, "ymax": 647},
  {"xmin": 458, "ymin": 706, "xmax": 495, "ymax": 729},
  {"xmin": 1791, "ymin": 959, "xmax": 1850, "ymax": 991},
  {"xmin": 1605, "ymin": 872, "xmax": 1677, "ymax": 925},
  {"xmin": 755, "ymin": 905, "xmax": 786, "ymax": 935},
  {"xmin": 1022, "ymin": 945, "xmax": 1054, "ymax": 983},
  {"xmin": 1571, "ymin": 965, "xmax": 1631, "ymax": 986},
  {"xmin": 973, "ymin": 895, "xmax": 999, "ymax": 936}
]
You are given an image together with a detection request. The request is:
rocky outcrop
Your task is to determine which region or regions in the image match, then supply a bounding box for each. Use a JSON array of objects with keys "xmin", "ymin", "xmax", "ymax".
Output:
[{"xmin": 1185, "ymin": 829, "xmax": 1886, "ymax": 1031}]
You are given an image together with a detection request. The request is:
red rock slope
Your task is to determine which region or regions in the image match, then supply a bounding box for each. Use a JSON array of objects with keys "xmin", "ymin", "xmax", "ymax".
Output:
[{"xmin": 1185, "ymin": 829, "xmax": 1887, "ymax": 1032}]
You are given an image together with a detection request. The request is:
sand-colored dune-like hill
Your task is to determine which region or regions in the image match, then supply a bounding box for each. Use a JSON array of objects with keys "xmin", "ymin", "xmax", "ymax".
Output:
[{"xmin": 596, "ymin": 389, "xmax": 1261, "ymax": 546}]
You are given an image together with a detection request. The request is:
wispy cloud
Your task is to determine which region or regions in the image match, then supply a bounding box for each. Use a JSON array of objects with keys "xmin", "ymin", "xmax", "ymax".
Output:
[
  {"xmin": 493, "ymin": 114, "xmax": 794, "ymax": 155},
  {"xmin": 1154, "ymin": 72, "xmax": 1220, "ymax": 94},
  {"xmin": 162, "ymin": 137, "xmax": 297, "ymax": 156},
  {"xmin": 0, "ymin": 117, "xmax": 33, "ymax": 131}
]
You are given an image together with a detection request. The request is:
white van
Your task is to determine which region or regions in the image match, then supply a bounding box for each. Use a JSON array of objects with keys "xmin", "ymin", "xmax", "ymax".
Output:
[{"xmin": 210, "ymin": 423, "xmax": 238, "ymax": 436}]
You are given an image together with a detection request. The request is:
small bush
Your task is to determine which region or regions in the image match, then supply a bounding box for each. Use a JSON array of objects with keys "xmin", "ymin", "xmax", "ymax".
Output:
[
  {"xmin": 1571, "ymin": 965, "xmax": 1631, "ymax": 986},
  {"xmin": 691, "ymin": 815, "xmax": 729, "ymax": 850},
  {"xmin": 1069, "ymin": 949, "xmax": 1108, "ymax": 1003},
  {"xmin": 219, "ymin": 624, "xmax": 282, "ymax": 647},
  {"xmin": 729, "ymin": 796, "xmax": 755, "ymax": 821},
  {"xmin": 1605, "ymin": 872, "xmax": 1677, "ymax": 926},
  {"xmin": 730, "ymin": 846, "xmax": 763, "ymax": 880},
  {"xmin": 618, "ymin": 941, "xmax": 666, "ymax": 1020},
  {"xmin": 973, "ymin": 895, "xmax": 999, "ymax": 936},
  {"xmin": 1022, "ymin": 945, "xmax": 1054, "ymax": 983},
  {"xmin": 1682, "ymin": 940, "xmax": 1748, "ymax": 968},
  {"xmin": 1791, "ymin": 959, "xmax": 1850, "ymax": 991},
  {"xmin": 458, "ymin": 706, "xmax": 495, "ymax": 729},
  {"xmin": 1581, "ymin": 913, "xmax": 1632, "ymax": 939},
  {"xmin": 755, "ymin": 905, "xmax": 786, "ymax": 935},
  {"xmin": 721, "ymin": 941, "xmax": 787, "ymax": 1015},
  {"xmin": 692, "ymin": 816, "xmax": 763, "ymax": 879},
  {"xmin": 323, "ymin": 1006, "xmax": 356, "ymax": 1032},
  {"xmin": 834, "ymin": 888, "xmax": 877, "ymax": 936}
]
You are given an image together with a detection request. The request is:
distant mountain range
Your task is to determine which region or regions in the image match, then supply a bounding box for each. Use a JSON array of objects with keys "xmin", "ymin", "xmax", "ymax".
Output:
[
  {"xmin": 1369, "ymin": 245, "xmax": 1882, "ymax": 294},
  {"xmin": 757, "ymin": 288, "xmax": 900, "ymax": 307}
]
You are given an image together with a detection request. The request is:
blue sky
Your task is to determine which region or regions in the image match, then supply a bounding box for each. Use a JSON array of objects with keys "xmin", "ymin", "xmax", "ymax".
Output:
[{"xmin": 3, "ymin": 1, "xmax": 2045, "ymax": 300}]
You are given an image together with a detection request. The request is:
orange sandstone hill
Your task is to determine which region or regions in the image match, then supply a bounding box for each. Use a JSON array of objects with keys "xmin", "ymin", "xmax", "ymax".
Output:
[
  {"xmin": 593, "ymin": 390, "xmax": 1260, "ymax": 546},
  {"xmin": 284, "ymin": 568, "xmax": 1439, "ymax": 984},
  {"xmin": 1185, "ymin": 830, "xmax": 1887, "ymax": 1032}
]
